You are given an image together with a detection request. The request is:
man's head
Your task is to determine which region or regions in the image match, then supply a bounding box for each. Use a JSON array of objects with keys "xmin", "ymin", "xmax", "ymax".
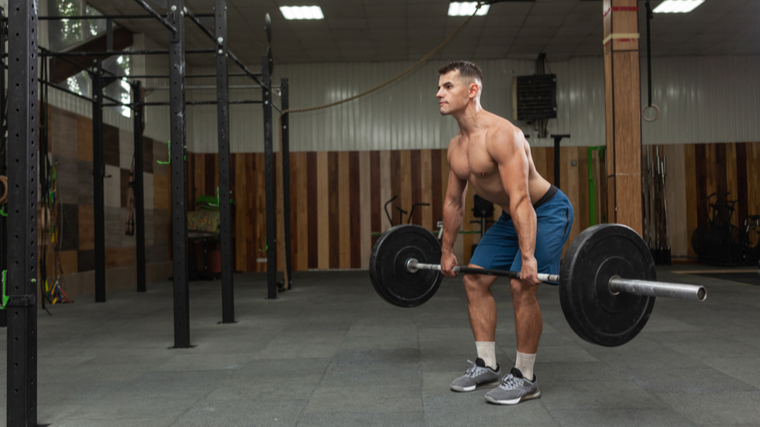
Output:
[{"xmin": 436, "ymin": 61, "xmax": 483, "ymax": 116}]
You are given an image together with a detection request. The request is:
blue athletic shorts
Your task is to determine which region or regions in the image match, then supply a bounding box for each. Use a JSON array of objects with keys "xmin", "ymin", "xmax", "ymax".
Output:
[{"xmin": 469, "ymin": 186, "xmax": 574, "ymax": 282}]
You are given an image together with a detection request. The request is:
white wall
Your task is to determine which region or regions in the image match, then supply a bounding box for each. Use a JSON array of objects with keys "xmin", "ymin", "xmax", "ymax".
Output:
[{"xmin": 185, "ymin": 55, "xmax": 760, "ymax": 153}]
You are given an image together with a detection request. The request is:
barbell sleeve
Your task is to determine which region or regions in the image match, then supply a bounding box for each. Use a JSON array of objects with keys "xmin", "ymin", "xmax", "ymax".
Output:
[
  {"xmin": 406, "ymin": 259, "xmax": 706, "ymax": 302},
  {"xmin": 609, "ymin": 278, "xmax": 706, "ymax": 302}
]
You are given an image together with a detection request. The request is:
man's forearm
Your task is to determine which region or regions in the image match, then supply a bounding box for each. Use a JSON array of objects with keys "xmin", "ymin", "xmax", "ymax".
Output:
[
  {"xmin": 511, "ymin": 198, "xmax": 537, "ymax": 261},
  {"xmin": 441, "ymin": 200, "xmax": 464, "ymax": 255}
]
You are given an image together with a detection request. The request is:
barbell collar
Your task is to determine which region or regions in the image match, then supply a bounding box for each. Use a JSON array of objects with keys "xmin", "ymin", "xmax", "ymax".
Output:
[{"xmin": 609, "ymin": 277, "xmax": 706, "ymax": 302}]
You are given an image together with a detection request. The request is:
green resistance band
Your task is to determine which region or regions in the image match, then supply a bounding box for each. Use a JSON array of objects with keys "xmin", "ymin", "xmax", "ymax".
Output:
[
  {"xmin": 1, "ymin": 270, "xmax": 8, "ymax": 310},
  {"xmin": 156, "ymin": 141, "xmax": 187, "ymax": 165}
]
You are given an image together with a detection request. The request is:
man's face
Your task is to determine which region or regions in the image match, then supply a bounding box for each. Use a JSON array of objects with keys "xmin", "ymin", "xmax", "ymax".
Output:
[{"xmin": 436, "ymin": 70, "xmax": 474, "ymax": 115}]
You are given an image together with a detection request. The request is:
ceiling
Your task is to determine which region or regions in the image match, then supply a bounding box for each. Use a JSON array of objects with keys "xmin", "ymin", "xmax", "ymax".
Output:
[{"xmin": 84, "ymin": 0, "xmax": 760, "ymax": 66}]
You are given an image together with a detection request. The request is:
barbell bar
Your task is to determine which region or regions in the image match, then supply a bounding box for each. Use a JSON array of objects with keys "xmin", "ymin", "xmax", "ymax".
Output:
[{"xmin": 405, "ymin": 259, "xmax": 706, "ymax": 302}]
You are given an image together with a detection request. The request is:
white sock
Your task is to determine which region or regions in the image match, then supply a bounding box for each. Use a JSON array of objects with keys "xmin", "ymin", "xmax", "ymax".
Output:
[
  {"xmin": 515, "ymin": 351, "xmax": 536, "ymax": 381},
  {"xmin": 475, "ymin": 341, "xmax": 497, "ymax": 370}
]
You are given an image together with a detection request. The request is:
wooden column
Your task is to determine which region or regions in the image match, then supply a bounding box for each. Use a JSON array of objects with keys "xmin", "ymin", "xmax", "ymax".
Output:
[{"xmin": 603, "ymin": 0, "xmax": 642, "ymax": 234}]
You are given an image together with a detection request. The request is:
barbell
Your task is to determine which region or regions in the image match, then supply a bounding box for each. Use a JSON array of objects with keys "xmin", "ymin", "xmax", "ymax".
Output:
[{"xmin": 368, "ymin": 223, "xmax": 707, "ymax": 347}]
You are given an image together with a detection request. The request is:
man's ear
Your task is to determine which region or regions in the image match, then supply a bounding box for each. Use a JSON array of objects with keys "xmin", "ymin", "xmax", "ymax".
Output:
[{"xmin": 469, "ymin": 82, "xmax": 480, "ymax": 99}]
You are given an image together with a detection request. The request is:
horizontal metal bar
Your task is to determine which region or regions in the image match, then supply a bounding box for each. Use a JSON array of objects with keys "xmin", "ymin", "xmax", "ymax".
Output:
[
  {"xmin": 101, "ymin": 93, "xmax": 126, "ymax": 105},
  {"xmin": 39, "ymin": 48, "xmax": 215, "ymax": 57},
  {"xmin": 38, "ymin": 78, "xmax": 94, "ymax": 103},
  {"xmin": 134, "ymin": 100, "xmax": 262, "ymax": 107},
  {"xmin": 407, "ymin": 259, "xmax": 559, "ymax": 283},
  {"xmin": 228, "ymin": 51, "xmax": 265, "ymax": 88},
  {"xmin": 38, "ymin": 14, "xmax": 164, "ymax": 20},
  {"xmin": 188, "ymin": 100, "xmax": 263, "ymax": 105},
  {"xmin": 609, "ymin": 278, "xmax": 706, "ymax": 301},
  {"xmin": 39, "ymin": 46, "xmax": 121, "ymax": 78},
  {"xmin": 132, "ymin": 0, "xmax": 177, "ymax": 33},
  {"xmin": 184, "ymin": 8, "xmax": 215, "ymax": 41},
  {"xmin": 145, "ymin": 84, "xmax": 274, "ymax": 90},
  {"xmin": 130, "ymin": 73, "xmax": 252, "ymax": 79}
]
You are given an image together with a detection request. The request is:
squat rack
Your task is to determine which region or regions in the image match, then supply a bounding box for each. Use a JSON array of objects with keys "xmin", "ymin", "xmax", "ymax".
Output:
[{"xmin": 2, "ymin": 1, "xmax": 291, "ymax": 425}]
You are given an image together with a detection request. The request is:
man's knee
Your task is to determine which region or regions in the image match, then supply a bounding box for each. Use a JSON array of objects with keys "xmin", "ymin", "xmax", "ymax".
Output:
[
  {"xmin": 463, "ymin": 266, "xmax": 495, "ymax": 294},
  {"xmin": 510, "ymin": 278, "xmax": 538, "ymax": 299}
]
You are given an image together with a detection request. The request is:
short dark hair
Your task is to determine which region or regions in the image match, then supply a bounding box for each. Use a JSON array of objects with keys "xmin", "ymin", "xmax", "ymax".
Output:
[{"xmin": 438, "ymin": 61, "xmax": 483, "ymax": 85}]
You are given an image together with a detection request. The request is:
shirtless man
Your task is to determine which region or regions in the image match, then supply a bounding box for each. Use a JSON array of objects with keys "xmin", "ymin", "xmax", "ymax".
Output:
[{"xmin": 437, "ymin": 61, "xmax": 574, "ymax": 405}]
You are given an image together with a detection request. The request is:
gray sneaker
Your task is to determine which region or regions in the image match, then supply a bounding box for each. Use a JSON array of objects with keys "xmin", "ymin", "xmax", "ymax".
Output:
[
  {"xmin": 484, "ymin": 367, "xmax": 541, "ymax": 405},
  {"xmin": 450, "ymin": 358, "xmax": 501, "ymax": 392}
]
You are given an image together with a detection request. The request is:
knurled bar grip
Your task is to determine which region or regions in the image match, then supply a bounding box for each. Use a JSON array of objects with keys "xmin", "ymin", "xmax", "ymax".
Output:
[
  {"xmin": 406, "ymin": 259, "xmax": 559, "ymax": 282},
  {"xmin": 406, "ymin": 259, "xmax": 706, "ymax": 302}
]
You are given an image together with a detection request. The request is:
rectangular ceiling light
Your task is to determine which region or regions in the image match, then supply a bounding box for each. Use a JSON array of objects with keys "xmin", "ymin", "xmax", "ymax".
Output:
[
  {"xmin": 653, "ymin": 0, "xmax": 705, "ymax": 13},
  {"xmin": 280, "ymin": 6, "xmax": 324, "ymax": 20},
  {"xmin": 448, "ymin": 2, "xmax": 490, "ymax": 16}
]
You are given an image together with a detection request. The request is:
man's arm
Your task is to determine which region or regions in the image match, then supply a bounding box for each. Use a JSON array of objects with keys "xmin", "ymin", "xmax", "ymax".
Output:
[
  {"xmin": 442, "ymin": 169, "xmax": 468, "ymax": 256},
  {"xmin": 488, "ymin": 129, "xmax": 540, "ymax": 284}
]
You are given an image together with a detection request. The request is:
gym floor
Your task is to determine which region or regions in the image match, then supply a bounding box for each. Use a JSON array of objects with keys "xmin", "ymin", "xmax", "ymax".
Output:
[{"xmin": 1, "ymin": 267, "xmax": 759, "ymax": 427}]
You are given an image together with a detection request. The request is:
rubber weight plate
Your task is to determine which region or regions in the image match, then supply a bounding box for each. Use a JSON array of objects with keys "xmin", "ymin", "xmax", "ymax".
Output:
[
  {"xmin": 559, "ymin": 224, "xmax": 656, "ymax": 347},
  {"xmin": 369, "ymin": 225, "xmax": 443, "ymax": 308}
]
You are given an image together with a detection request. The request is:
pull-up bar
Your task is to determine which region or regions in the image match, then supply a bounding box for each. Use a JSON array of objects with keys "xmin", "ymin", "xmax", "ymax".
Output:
[
  {"xmin": 183, "ymin": 7, "xmax": 266, "ymax": 88},
  {"xmin": 133, "ymin": 0, "xmax": 177, "ymax": 33},
  {"xmin": 39, "ymin": 48, "xmax": 216, "ymax": 57}
]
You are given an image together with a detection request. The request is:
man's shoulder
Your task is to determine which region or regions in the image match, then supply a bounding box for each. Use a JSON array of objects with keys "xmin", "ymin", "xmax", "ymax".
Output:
[{"xmin": 486, "ymin": 117, "xmax": 521, "ymax": 145}]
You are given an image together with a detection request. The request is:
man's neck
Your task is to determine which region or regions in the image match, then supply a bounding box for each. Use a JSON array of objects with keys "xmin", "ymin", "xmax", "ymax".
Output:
[{"xmin": 453, "ymin": 102, "xmax": 486, "ymax": 138}]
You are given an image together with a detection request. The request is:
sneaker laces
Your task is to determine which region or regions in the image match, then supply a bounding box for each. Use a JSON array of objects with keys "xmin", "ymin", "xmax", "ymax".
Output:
[
  {"xmin": 499, "ymin": 374, "xmax": 522, "ymax": 390},
  {"xmin": 464, "ymin": 360, "xmax": 490, "ymax": 378}
]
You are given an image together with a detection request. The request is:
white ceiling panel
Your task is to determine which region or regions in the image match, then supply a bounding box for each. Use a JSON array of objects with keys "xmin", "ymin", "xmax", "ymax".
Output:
[{"xmin": 77, "ymin": 0, "xmax": 757, "ymax": 66}]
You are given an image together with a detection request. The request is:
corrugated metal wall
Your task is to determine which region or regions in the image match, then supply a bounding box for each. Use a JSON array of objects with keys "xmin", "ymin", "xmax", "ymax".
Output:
[
  {"xmin": 186, "ymin": 55, "xmax": 760, "ymax": 153},
  {"xmin": 36, "ymin": 51, "xmax": 760, "ymax": 152},
  {"xmin": 640, "ymin": 56, "xmax": 760, "ymax": 145}
]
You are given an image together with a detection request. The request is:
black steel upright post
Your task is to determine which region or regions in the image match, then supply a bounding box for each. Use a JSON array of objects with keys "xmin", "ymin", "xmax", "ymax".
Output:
[
  {"xmin": 215, "ymin": 1, "xmax": 235, "ymax": 322},
  {"xmin": 6, "ymin": 0, "xmax": 39, "ymax": 424},
  {"xmin": 0, "ymin": 6, "xmax": 7, "ymax": 329},
  {"xmin": 93, "ymin": 60, "xmax": 107, "ymax": 302},
  {"xmin": 262, "ymin": 56, "xmax": 276, "ymax": 299},
  {"xmin": 168, "ymin": 0, "xmax": 191, "ymax": 348},
  {"xmin": 281, "ymin": 78, "xmax": 292, "ymax": 289},
  {"xmin": 134, "ymin": 81, "xmax": 147, "ymax": 292}
]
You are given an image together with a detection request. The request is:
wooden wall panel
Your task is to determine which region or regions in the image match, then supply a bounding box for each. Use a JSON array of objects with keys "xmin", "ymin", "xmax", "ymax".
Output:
[
  {"xmin": 663, "ymin": 145, "xmax": 688, "ymax": 257},
  {"xmin": 328, "ymin": 152, "xmax": 340, "ymax": 268},
  {"xmin": 419, "ymin": 149, "xmax": 433, "ymax": 231},
  {"xmin": 431, "ymin": 149, "xmax": 443, "ymax": 229},
  {"xmin": 370, "ymin": 151, "xmax": 381, "ymax": 248},
  {"xmin": 684, "ymin": 144, "xmax": 698, "ymax": 257},
  {"xmin": 746, "ymin": 143, "xmax": 760, "ymax": 226},
  {"xmin": 255, "ymin": 153, "xmax": 267, "ymax": 272},
  {"xmin": 337, "ymin": 151, "xmax": 351, "ymax": 269},
  {"xmin": 307, "ymin": 152, "xmax": 318, "ymax": 269},
  {"xmin": 410, "ymin": 150, "xmax": 422, "ymax": 225},
  {"xmin": 195, "ymin": 143, "xmax": 759, "ymax": 272},
  {"xmin": 317, "ymin": 151, "xmax": 330, "ymax": 269},
  {"xmin": 735, "ymin": 143, "xmax": 749, "ymax": 228},
  {"xmin": 234, "ymin": 153, "xmax": 248, "ymax": 271},
  {"xmin": 293, "ymin": 152, "xmax": 309, "ymax": 271},
  {"xmin": 349, "ymin": 152, "xmax": 362, "ymax": 268},
  {"xmin": 725, "ymin": 144, "xmax": 739, "ymax": 229},
  {"xmin": 379, "ymin": 151, "xmax": 392, "ymax": 232},
  {"xmin": 360, "ymin": 151, "xmax": 372, "ymax": 268}
]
